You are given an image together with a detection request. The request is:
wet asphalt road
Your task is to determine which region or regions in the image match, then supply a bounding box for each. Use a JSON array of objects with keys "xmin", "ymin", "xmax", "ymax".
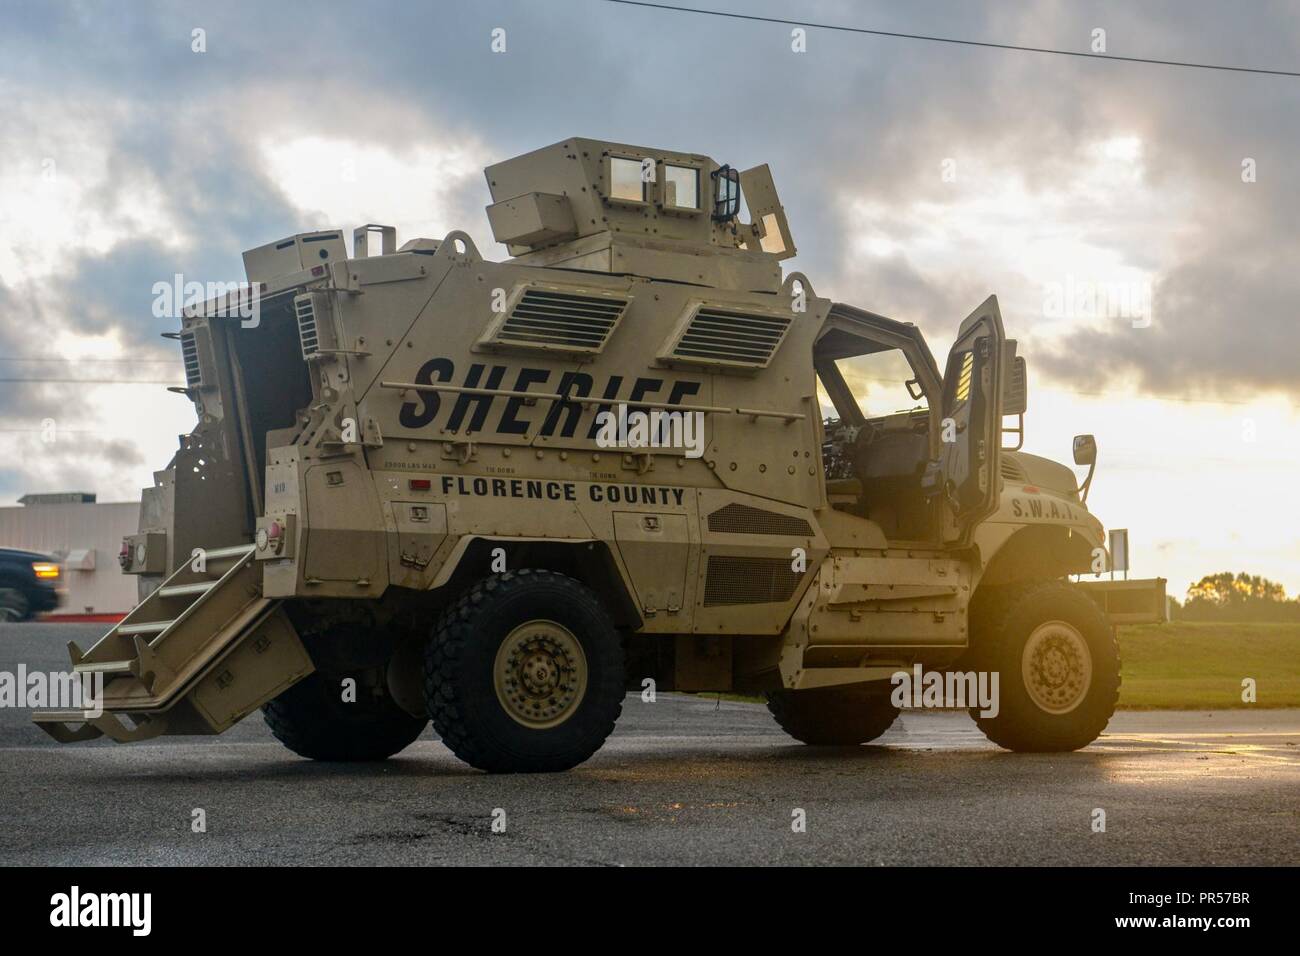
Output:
[{"xmin": 1, "ymin": 623, "xmax": 1297, "ymax": 866}]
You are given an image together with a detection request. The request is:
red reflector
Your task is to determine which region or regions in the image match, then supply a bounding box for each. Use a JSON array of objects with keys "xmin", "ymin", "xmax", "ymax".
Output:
[
  {"xmin": 268, "ymin": 520, "xmax": 283, "ymax": 539},
  {"xmin": 1022, "ymin": 485, "xmax": 1040, "ymax": 494},
  {"xmin": 409, "ymin": 479, "xmax": 432, "ymax": 491},
  {"xmin": 311, "ymin": 265, "xmax": 326, "ymax": 276}
]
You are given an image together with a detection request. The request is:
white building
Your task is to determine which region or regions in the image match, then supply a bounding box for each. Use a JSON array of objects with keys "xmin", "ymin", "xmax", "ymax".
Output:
[{"xmin": 0, "ymin": 493, "xmax": 139, "ymax": 617}]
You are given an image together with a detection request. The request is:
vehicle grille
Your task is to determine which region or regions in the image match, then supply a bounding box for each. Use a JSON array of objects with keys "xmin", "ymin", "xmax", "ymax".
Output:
[
  {"xmin": 703, "ymin": 555, "xmax": 803, "ymax": 606},
  {"xmin": 1000, "ymin": 457, "xmax": 1027, "ymax": 482},
  {"xmin": 707, "ymin": 503, "xmax": 812, "ymax": 536}
]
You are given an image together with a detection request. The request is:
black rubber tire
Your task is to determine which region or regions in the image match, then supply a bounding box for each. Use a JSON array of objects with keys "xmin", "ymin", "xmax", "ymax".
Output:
[
  {"xmin": 967, "ymin": 579, "xmax": 1120, "ymax": 752},
  {"xmin": 766, "ymin": 682, "xmax": 900, "ymax": 745},
  {"xmin": 424, "ymin": 569, "xmax": 625, "ymax": 773},
  {"xmin": 262, "ymin": 669, "xmax": 427, "ymax": 761},
  {"xmin": 0, "ymin": 587, "xmax": 30, "ymax": 623}
]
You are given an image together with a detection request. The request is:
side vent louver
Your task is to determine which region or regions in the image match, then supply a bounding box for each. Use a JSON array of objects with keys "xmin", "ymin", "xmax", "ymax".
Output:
[
  {"xmin": 1000, "ymin": 457, "xmax": 1027, "ymax": 482},
  {"xmin": 482, "ymin": 285, "xmax": 629, "ymax": 356},
  {"xmin": 180, "ymin": 331, "xmax": 203, "ymax": 389},
  {"xmin": 660, "ymin": 302, "xmax": 793, "ymax": 371},
  {"xmin": 178, "ymin": 326, "xmax": 216, "ymax": 391},
  {"xmin": 293, "ymin": 291, "xmax": 338, "ymax": 359},
  {"xmin": 294, "ymin": 293, "xmax": 320, "ymax": 359}
]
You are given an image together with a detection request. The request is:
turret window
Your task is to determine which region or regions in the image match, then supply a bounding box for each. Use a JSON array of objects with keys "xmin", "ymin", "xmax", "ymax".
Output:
[
  {"xmin": 663, "ymin": 164, "xmax": 699, "ymax": 210},
  {"xmin": 609, "ymin": 157, "xmax": 647, "ymax": 202}
]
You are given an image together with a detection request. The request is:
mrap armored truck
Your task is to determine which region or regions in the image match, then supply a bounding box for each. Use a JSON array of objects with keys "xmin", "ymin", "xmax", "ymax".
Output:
[{"xmin": 35, "ymin": 137, "xmax": 1162, "ymax": 772}]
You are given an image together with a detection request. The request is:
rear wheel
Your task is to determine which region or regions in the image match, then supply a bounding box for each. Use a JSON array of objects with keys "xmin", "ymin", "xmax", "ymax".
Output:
[
  {"xmin": 424, "ymin": 570, "xmax": 625, "ymax": 773},
  {"xmin": 766, "ymin": 682, "xmax": 900, "ymax": 745},
  {"xmin": 968, "ymin": 580, "xmax": 1119, "ymax": 752},
  {"xmin": 262, "ymin": 669, "xmax": 428, "ymax": 761}
]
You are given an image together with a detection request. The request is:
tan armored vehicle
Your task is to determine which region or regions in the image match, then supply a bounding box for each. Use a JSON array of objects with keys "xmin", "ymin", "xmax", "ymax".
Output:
[{"xmin": 34, "ymin": 138, "xmax": 1163, "ymax": 771}]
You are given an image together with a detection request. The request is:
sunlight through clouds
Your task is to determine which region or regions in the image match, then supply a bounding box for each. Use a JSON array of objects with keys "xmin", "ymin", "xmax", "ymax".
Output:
[{"xmin": 259, "ymin": 135, "xmax": 493, "ymax": 253}]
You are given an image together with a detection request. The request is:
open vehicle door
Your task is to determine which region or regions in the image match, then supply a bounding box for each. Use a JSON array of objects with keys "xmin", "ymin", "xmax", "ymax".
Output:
[{"xmin": 934, "ymin": 295, "xmax": 1005, "ymax": 545}]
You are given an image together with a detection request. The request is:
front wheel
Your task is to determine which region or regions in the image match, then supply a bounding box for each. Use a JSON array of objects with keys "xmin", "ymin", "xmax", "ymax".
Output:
[
  {"xmin": 424, "ymin": 570, "xmax": 625, "ymax": 773},
  {"xmin": 968, "ymin": 580, "xmax": 1120, "ymax": 752}
]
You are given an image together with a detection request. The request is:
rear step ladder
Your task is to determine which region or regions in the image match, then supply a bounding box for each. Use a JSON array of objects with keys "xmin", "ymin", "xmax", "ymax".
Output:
[{"xmin": 33, "ymin": 544, "xmax": 313, "ymax": 743}]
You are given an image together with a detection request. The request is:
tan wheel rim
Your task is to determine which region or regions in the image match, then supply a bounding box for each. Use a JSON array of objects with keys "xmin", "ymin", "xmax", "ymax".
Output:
[
  {"xmin": 1020, "ymin": 620, "xmax": 1092, "ymax": 715},
  {"xmin": 493, "ymin": 620, "xmax": 588, "ymax": 729}
]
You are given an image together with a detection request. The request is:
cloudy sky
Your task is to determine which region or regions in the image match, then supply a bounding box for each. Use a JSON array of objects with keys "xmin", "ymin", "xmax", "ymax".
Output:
[{"xmin": 1, "ymin": 0, "xmax": 1297, "ymax": 599}]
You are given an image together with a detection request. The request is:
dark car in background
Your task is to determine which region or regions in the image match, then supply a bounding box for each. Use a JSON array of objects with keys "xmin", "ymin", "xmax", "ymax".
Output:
[{"xmin": 0, "ymin": 548, "xmax": 63, "ymax": 621}]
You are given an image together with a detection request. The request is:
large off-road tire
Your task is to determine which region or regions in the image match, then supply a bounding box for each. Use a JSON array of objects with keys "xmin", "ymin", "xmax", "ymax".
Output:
[
  {"xmin": 262, "ymin": 669, "xmax": 428, "ymax": 761},
  {"xmin": 424, "ymin": 569, "xmax": 625, "ymax": 773},
  {"xmin": 0, "ymin": 587, "xmax": 31, "ymax": 623},
  {"xmin": 766, "ymin": 682, "xmax": 900, "ymax": 745},
  {"xmin": 968, "ymin": 579, "xmax": 1119, "ymax": 752}
]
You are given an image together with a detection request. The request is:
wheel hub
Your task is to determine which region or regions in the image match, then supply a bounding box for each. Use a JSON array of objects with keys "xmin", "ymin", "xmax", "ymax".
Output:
[
  {"xmin": 1020, "ymin": 620, "xmax": 1092, "ymax": 715},
  {"xmin": 493, "ymin": 620, "xmax": 588, "ymax": 729}
]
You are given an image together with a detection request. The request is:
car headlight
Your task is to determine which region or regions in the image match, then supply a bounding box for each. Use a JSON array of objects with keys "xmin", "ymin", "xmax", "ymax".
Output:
[{"xmin": 32, "ymin": 562, "xmax": 60, "ymax": 579}]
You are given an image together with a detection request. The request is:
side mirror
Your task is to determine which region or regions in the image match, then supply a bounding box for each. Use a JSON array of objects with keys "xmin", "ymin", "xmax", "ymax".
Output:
[{"xmin": 1073, "ymin": 434, "xmax": 1097, "ymax": 466}]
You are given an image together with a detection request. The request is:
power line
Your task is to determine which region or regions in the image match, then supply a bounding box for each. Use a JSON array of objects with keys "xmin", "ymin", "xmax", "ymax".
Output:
[
  {"xmin": 0, "ymin": 378, "xmax": 181, "ymax": 385},
  {"xmin": 600, "ymin": 0, "xmax": 1300, "ymax": 78},
  {"xmin": 0, "ymin": 357, "xmax": 175, "ymax": 364}
]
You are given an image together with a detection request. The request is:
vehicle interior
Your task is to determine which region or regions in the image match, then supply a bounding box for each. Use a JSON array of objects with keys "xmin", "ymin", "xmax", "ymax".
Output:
[
  {"xmin": 214, "ymin": 293, "xmax": 316, "ymax": 521},
  {"xmin": 815, "ymin": 327, "xmax": 938, "ymax": 542}
]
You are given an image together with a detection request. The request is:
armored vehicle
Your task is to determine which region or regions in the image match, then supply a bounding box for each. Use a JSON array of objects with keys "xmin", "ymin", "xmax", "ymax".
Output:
[{"xmin": 34, "ymin": 138, "xmax": 1162, "ymax": 771}]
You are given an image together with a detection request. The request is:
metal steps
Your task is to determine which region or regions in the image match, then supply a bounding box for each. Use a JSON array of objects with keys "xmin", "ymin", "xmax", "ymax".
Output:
[
  {"xmin": 158, "ymin": 581, "xmax": 216, "ymax": 599},
  {"xmin": 33, "ymin": 541, "xmax": 313, "ymax": 743},
  {"xmin": 115, "ymin": 621, "xmax": 172, "ymax": 637},
  {"xmin": 73, "ymin": 660, "xmax": 135, "ymax": 675}
]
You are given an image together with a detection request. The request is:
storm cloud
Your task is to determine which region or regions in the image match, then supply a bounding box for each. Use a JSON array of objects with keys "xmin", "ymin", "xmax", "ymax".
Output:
[{"xmin": 0, "ymin": 0, "xmax": 1297, "ymax": 528}]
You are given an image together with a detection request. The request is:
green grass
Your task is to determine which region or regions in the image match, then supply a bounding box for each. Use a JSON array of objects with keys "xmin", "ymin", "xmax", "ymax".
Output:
[
  {"xmin": 692, "ymin": 623, "xmax": 1300, "ymax": 711},
  {"xmin": 1118, "ymin": 621, "xmax": 1300, "ymax": 709}
]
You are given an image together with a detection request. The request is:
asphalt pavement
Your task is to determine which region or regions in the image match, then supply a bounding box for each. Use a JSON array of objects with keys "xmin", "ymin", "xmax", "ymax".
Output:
[{"xmin": 2, "ymin": 622, "xmax": 1296, "ymax": 865}]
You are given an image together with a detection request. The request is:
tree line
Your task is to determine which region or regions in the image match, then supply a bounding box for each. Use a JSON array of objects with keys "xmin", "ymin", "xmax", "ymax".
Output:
[{"xmin": 1171, "ymin": 572, "xmax": 1300, "ymax": 622}]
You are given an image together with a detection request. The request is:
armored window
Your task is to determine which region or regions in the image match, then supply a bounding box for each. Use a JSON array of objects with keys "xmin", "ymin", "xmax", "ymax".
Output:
[
  {"xmin": 609, "ymin": 158, "xmax": 646, "ymax": 202},
  {"xmin": 663, "ymin": 164, "xmax": 699, "ymax": 210},
  {"xmin": 830, "ymin": 348, "xmax": 930, "ymax": 421}
]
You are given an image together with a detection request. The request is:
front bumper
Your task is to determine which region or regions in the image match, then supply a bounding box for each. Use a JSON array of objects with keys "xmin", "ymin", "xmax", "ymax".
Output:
[{"xmin": 28, "ymin": 585, "xmax": 62, "ymax": 614}]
